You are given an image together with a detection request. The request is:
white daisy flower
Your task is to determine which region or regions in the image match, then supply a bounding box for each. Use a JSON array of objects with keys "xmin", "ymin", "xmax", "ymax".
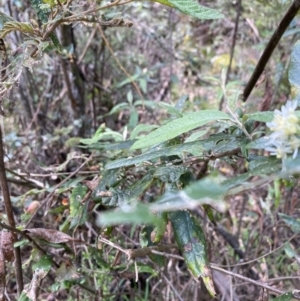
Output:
[{"xmin": 266, "ymin": 100, "xmax": 300, "ymax": 161}]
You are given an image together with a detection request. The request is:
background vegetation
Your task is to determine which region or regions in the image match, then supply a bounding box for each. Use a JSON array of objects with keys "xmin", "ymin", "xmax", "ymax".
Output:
[{"xmin": 0, "ymin": 0, "xmax": 300, "ymax": 300}]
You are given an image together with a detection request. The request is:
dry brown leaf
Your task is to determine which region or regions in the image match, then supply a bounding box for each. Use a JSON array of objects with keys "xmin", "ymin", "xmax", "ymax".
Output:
[
  {"xmin": 0, "ymin": 231, "xmax": 14, "ymax": 262},
  {"xmin": 24, "ymin": 228, "xmax": 73, "ymax": 244},
  {"xmin": 23, "ymin": 269, "xmax": 48, "ymax": 301}
]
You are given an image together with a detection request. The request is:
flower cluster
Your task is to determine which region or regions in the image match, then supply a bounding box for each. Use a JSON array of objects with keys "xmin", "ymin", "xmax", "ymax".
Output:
[{"xmin": 266, "ymin": 100, "xmax": 300, "ymax": 160}]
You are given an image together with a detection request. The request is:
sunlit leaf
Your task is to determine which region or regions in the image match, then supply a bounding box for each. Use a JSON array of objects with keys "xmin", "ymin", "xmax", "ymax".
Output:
[
  {"xmin": 0, "ymin": 21, "xmax": 35, "ymax": 38},
  {"xmin": 151, "ymin": 0, "xmax": 223, "ymax": 20},
  {"xmin": 131, "ymin": 110, "xmax": 230, "ymax": 150},
  {"xmin": 247, "ymin": 136, "xmax": 272, "ymax": 149},
  {"xmin": 106, "ymin": 134, "xmax": 245, "ymax": 170},
  {"xmin": 32, "ymin": 255, "xmax": 52, "ymax": 272},
  {"xmin": 185, "ymin": 130, "xmax": 207, "ymax": 142},
  {"xmin": 151, "ymin": 178, "xmax": 226, "ymax": 212},
  {"xmin": 246, "ymin": 111, "xmax": 300, "ymax": 123},
  {"xmin": 289, "ymin": 40, "xmax": 300, "ymax": 90},
  {"xmin": 245, "ymin": 111, "xmax": 274, "ymax": 123},
  {"xmin": 97, "ymin": 203, "xmax": 162, "ymax": 226}
]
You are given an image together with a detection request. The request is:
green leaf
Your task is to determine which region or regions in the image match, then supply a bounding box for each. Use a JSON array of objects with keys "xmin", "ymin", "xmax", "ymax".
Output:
[
  {"xmin": 283, "ymin": 154, "xmax": 300, "ymax": 174},
  {"xmin": 80, "ymin": 140, "xmax": 135, "ymax": 150},
  {"xmin": 106, "ymin": 134, "xmax": 245, "ymax": 169},
  {"xmin": 97, "ymin": 203, "xmax": 162, "ymax": 226},
  {"xmin": 175, "ymin": 95, "xmax": 188, "ymax": 112},
  {"xmin": 245, "ymin": 111, "xmax": 274, "ymax": 123},
  {"xmin": 18, "ymin": 292, "xmax": 31, "ymax": 301},
  {"xmin": 131, "ymin": 110, "xmax": 230, "ymax": 150},
  {"xmin": 94, "ymin": 172, "xmax": 153, "ymax": 207},
  {"xmin": 106, "ymin": 142, "xmax": 198, "ymax": 169},
  {"xmin": 169, "ymin": 210, "xmax": 216, "ymax": 296},
  {"xmin": 278, "ymin": 213, "xmax": 300, "ymax": 233},
  {"xmin": 80, "ymin": 126, "xmax": 122, "ymax": 145},
  {"xmin": 226, "ymin": 89, "xmax": 241, "ymax": 112},
  {"xmin": 184, "ymin": 178, "xmax": 226, "ymax": 200},
  {"xmin": 130, "ymin": 124, "xmax": 159, "ymax": 140},
  {"xmin": 184, "ymin": 130, "xmax": 207, "ymax": 143},
  {"xmin": 32, "ymin": 255, "xmax": 52, "ymax": 272},
  {"xmin": 70, "ymin": 185, "xmax": 87, "ymax": 217},
  {"xmin": 273, "ymin": 292, "xmax": 293, "ymax": 301},
  {"xmin": 246, "ymin": 111, "xmax": 300, "ymax": 123},
  {"xmin": 14, "ymin": 239, "xmax": 29, "ymax": 248},
  {"xmin": 0, "ymin": 12, "xmax": 15, "ymax": 28},
  {"xmin": 107, "ymin": 102, "xmax": 129, "ymax": 115},
  {"xmin": 152, "ymin": 0, "xmax": 223, "ymax": 20},
  {"xmin": 151, "ymin": 178, "xmax": 226, "ymax": 212},
  {"xmin": 154, "ymin": 165, "xmax": 187, "ymax": 183},
  {"xmin": 284, "ymin": 242, "xmax": 297, "ymax": 259},
  {"xmin": 140, "ymin": 225, "xmax": 165, "ymax": 266},
  {"xmin": 289, "ymin": 40, "xmax": 300, "ymax": 89},
  {"xmin": 0, "ymin": 21, "xmax": 35, "ymax": 39},
  {"xmin": 69, "ymin": 185, "xmax": 88, "ymax": 228},
  {"xmin": 151, "ymin": 212, "xmax": 168, "ymax": 243},
  {"xmin": 158, "ymin": 102, "xmax": 183, "ymax": 117},
  {"xmin": 150, "ymin": 0, "xmax": 176, "ymax": 8},
  {"xmin": 246, "ymin": 136, "xmax": 272, "ymax": 149},
  {"xmin": 128, "ymin": 109, "xmax": 139, "ymax": 130},
  {"xmin": 29, "ymin": 0, "xmax": 62, "ymax": 51}
]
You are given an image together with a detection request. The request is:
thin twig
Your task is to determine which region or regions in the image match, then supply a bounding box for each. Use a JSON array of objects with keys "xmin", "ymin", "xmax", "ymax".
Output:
[
  {"xmin": 77, "ymin": 26, "xmax": 97, "ymax": 64},
  {"xmin": 0, "ymin": 222, "xmax": 50, "ymax": 259},
  {"xmin": 97, "ymin": 24, "xmax": 144, "ymax": 100},
  {"xmin": 0, "ymin": 126, "xmax": 23, "ymax": 294},
  {"xmin": 210, "ymin": 264, "xmax": 300, "ymax": 299},
  {"xmin": 25, "ymin": 153, "xmax": 94, "ymax": 228},
  {"xmin": 243, "ymin": 0, "xmax": 300, "ymax": 101},
  {"xmin": 217, "ymin": 233, "xmax": 299, "ymax": 268},
  {"xmin": 219, "ymin": 0, "xmax": 242, "ymax": 110},
  {"xmin": 160, "ymin": 272, "xmax": 185, "ymax": 301}
]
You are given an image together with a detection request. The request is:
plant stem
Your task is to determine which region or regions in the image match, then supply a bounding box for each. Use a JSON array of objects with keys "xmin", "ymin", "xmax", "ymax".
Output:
[
  {"xmin": 243, "ymin": 0, "xmax": 300, "ymax": 101},
  {"xmin": 0, "ymin": 126, "xmax": 23, "ymax": 294}
]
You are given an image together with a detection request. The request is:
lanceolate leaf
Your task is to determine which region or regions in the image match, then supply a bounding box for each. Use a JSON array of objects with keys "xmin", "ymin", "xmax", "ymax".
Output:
[
  {"xmin": 245, "ymin": 111, "xmax": 274, "ymax": 123},
  {"xmin": 289, "ymin": 40, "xmax": 300, "ymax": 89},
  {"xmin": 151, "ymin": 178, "xmax": 226, "ymax": 213},
  {"xmin": 169, "ymin": 210, "xmax": 216, "ymax": 296},
  {"xmin": 0, "ymin": 21, "xmax": 35, "ymax": 39},
  {"xmin": 151, "ymin": 0, "xmax": 223, "ymax": 20},
  {"xmin": 245, "ymin": 111, "xmax": 300, "ymax": 123},
  {"xmin": 97, "ymin": 203, "xmax": 162, "ymax": 226},
  {"xmin": 106, "ymin": 141, "xmax": 204, "ymax": 169},
  {"xmin": 106, "ymin": 134, "xmax": 245, "ymax": 170},
  {"xmin": 131, "ymin": 110, "xmax": 230, "ymax": 150}
]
